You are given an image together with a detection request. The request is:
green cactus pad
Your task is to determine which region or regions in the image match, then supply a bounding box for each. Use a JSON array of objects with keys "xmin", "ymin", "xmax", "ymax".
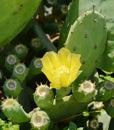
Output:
[
  {"xmin": 65, "ymin": 10, "xmax": 107, "ymax": 85},
  {"xmin": 78, "ymin": 0, "xmax": 114, "ymax": 72},
  {"xmin": 0, "ymin": 0, "xmax": 42, "ymax": 47},
  {"xmin": 79, "ymin": 0, "xmax": 114, "ymax": 40}
]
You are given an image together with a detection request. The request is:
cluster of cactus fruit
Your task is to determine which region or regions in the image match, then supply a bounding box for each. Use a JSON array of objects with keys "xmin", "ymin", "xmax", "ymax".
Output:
[{"xmin": 0, "ymin": 0, "xmax": 114, "ymax": 130}]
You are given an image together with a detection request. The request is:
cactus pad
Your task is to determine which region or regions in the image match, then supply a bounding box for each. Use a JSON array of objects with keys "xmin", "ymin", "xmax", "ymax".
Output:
[
  {"xmin": 65, "ymin": 10, "xmax": 107, "ymax": 84},
  {"xmin": 0, "ymin": 0, "xmax": 42, "ymax": 47}
]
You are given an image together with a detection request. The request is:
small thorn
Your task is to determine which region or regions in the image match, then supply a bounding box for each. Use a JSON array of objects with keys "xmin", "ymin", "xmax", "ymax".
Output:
[
  {"xmin": 71, "ymin": 31, "xmax": 74, "ymax": 34},
  {"xmin": 94, "ymin": 44, "xmax": 97, "ymax": 49},
  {"xmin": 82, "ymin": 60, "xmax": 86, "ymax": 65},
  {"xmin": 92, "ymin": 4, "xmax": 96, "ymax": 12},
  {"xmin": 84, "ymin": 34, "xmax": 88, "ymax": 38},
  {"xmin": 103, "ymin": 26, "xmax": 107, "ymax": 29},
  {"xmin": 73, "ymin": 47, "xmax": 77, "ymax": 51},
  {"xmin": 80, "ymin": 21, "xmax": 83, "ymax": 24},
  {"xmin": 93, "ymin": 19, "xmax": 98, "ymax": 22}
]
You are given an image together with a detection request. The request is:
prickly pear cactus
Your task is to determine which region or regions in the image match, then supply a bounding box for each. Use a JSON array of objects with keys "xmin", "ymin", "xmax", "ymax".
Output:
[
  {"xmin": 65, "ymin": 10, "xmax": 107, "ymax": 84},
  {"xmin": 0, "ymin": 0, "xmax": 42, "ymax": 47},
  {"xmin": 78, "ymin": 0, "xmax": 114, "ymax": 72}
]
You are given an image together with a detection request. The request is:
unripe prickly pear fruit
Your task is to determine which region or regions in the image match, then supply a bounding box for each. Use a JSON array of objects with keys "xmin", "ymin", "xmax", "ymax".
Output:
[
  {"xmin": 33, "ymin": 84, "xmax": 54, "ymax": 109},
  {"xmin": 30, "ymin": 108, "xmax": 51, "ymax": 130},
  {"xmin": 12, "ymin": 63, "xmax": 29, "ymax": 83},
  {"xmin": 13, "ymin": 44, "xmax": 28, "ymax": 60},
  {"xmin": 5, "ymin": 54, "xmax": 19, "ymax": 72},
  {"xmin": 1, "ymin": 98, "xmax": 30, "ymax": 123},
  {"xmin": 0, "ymin": 0, "xmax": 42, "ymax": 47},
  {"xmin": 65, "ymin": 10, "xmax": 107, "ymax": 85},
  {"xmin": 95, "ymin": 80, "xmax": 114, "ymax": 101},
  {"xmin": 29, "ymin": 57, "xmax": 42, "ymax": 75},
  {"xmin": 73, "ymin": 80, "xmax": 96, "ymax": 103},
  {"xmin": 3, "ymin": 79, "xmax": 22, "ymax": 98}
]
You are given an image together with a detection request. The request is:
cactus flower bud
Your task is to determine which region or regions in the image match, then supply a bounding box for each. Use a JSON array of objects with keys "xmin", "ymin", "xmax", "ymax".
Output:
[
  {"xmin": 29, "ymin": 57, "xmax": 42, "ymax": 75},
  {"xmin": 73, "ymin": 80, "xmax": 96, "ymax": 103},
  {"xmin": 3, "ymin": 79, "xmax": 22, "ymax": 98},
  {"xmin": 1, "ymin": 98, "xmax": 30, "ymax": 123},
  {"xmin": 5, "ymin": 54, "xmax": 19, "ymax": 72},
  {"xmin": 95, "ymin": 80, "xmax": 114, "ymax": 101},
  {"xmin": 33, "ymin": 84, "xmax": 54, "ymax": 109},
  {"xmin": 30, "ymin": 109, "xmax": 51, "ymax": 130},
  {"xmin": 14, "ymin": 44, "xmax": 28, "ymax": 60},
  {"xmin": 12, "ymin": 63, "xmax": 29, "ymax": 83},
  {"xmin": 104, "ymin": 98, "xmax": 114, "ymax": 118}
]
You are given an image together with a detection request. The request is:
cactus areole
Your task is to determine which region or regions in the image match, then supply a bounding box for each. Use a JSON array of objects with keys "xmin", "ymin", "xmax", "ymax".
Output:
[{"xmin": 0, "ymin": 0, "xmax": 42, "ymax": 47}]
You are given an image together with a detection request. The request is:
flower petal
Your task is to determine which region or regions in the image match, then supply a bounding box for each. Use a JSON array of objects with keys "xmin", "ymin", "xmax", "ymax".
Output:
[
  {"xmin": 41, "ymin": 67, "xmax": 54, "ymax": 82},
  {"xmin": 58, "ymin": 48, "xmax": 71, "ymax": 67},
  {"xmin": 70, "ymin": 54, "xmax": 81, "ymax": 70},
  {"xmin": 41, "ymin": 51, "xmax": 54, "ymax": 70}
]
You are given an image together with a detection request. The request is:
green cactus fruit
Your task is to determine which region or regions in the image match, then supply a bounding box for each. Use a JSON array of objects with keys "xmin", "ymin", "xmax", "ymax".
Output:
[
  {"xmin": 12, "ymin": 63, "xmax": 29, "ymax": 83},
  {"xmin": 3, "ymin": 79, "xmax": 22, "ymax": 98},
  {"xmin": 5, "ymin": 54, "xmax": 19, "ymax": 72},
  {"xmin": 29, "ymin": 57, "xmax": 42, "ymax": 75},
  {"xmin": 65, "ymin": 10, "xmax": 107, "ymax": 85},
  {"xmin": 1, "ymin": 98, "xmax": 30, "ymax": 123},
  {"xmin": 0, "ymin": 0, "xmax": 42, "ymax": 47},
  {"xmin": 31, "ymin": 38, "xmax": 42, "ymax": 51},
  {"xmin": 95, "ymin": 80, "xmax": 114, "ymax": 102},
  {"xmin": 13, "ymin": 44, "xmax": 28, "ymax": 60},
  {"xmin": 73, "ymin": 80, "xmax": 96, "ymax": 103},
  {"xmin": 33, "ymin": 84, "xmax": 54, "ymax": 109},
  {"xmin": 30, "ymin": 109, "xmax": 51, "ymax": 130},
  {"xmin": 104, "ymin": 98, "xmax": 114, "ymax": 118},
  {"xmin": 97, "ymin": 40, "xmax": 114, "ymax": 72}
]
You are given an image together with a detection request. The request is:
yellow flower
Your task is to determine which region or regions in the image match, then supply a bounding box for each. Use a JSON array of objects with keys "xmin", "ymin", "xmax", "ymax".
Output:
[{"xmin": 41, "ymin": 48, "xmax": 81, "ymax": 89}]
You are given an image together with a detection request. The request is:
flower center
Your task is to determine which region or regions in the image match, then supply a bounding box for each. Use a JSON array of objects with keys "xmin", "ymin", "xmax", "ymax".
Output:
[{"xmin": 55, "ymin": 65, "xmax": 69, "ymax": 75}]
